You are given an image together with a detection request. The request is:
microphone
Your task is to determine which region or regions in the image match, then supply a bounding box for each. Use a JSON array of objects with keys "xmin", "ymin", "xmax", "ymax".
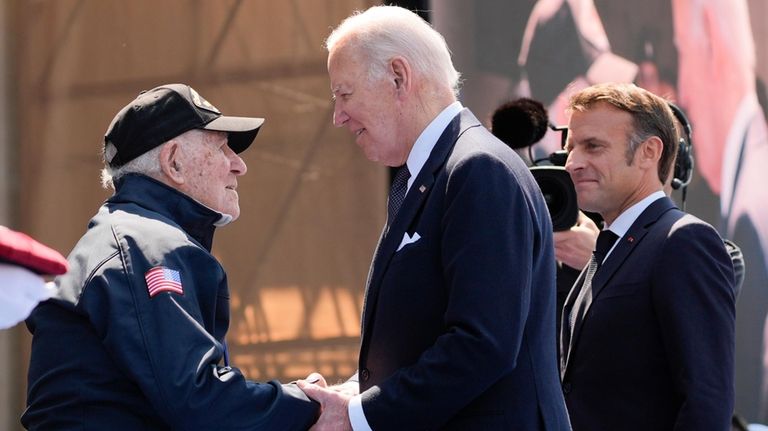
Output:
[{"xmin": 491, "ymin": 98, "xmax": 549, "ymax": 150}]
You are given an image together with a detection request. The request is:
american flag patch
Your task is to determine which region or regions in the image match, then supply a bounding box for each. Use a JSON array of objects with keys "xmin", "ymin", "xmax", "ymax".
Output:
[{"xmin": 145, "ymin": 266, "xmax": 183, "ymax": 297}]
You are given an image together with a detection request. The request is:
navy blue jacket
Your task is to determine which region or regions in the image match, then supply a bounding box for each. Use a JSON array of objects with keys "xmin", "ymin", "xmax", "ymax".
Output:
[
  {"xmin": 561, "ymin": 197, "xmax": 735, "ymax": 430},
  {"xmin": 357, "ymin": 109, "xmax": 571, "ymax": 430},
  {"xmin": 23, "ymin": 174, "xmax": 318, "ymax": 430}
]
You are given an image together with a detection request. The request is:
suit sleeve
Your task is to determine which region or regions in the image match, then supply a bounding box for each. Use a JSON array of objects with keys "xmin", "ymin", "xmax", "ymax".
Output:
[
  {"xmin": 652, "ymin": 218, "xmax": 735, "ymax": 430},
  {"xmin": 360, "ymin": 151, "xmax": 546, "ymax": 428},
  {"xmin": 81, "ymin": 237, "xmax": 318, "ymax": 430}
]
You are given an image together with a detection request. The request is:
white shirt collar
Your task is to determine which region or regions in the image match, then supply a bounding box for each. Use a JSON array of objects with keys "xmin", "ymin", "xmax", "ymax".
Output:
[
  {"xmin": 405, "ymin": 101, "xmax": 464, "ymax": 192},
  {"xmin": 606, "ymin": 190, "xmax": 666, "ymax": 239}
]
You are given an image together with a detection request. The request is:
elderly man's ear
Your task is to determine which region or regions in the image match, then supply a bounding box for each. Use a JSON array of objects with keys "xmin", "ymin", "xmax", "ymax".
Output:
[
  {"xmin": 159, "ymin": 141, "xmax": 185, "ymax": 185},
  {"xmin": 390, "ymin": 57, "xmax": 411, "ymax": 95}
]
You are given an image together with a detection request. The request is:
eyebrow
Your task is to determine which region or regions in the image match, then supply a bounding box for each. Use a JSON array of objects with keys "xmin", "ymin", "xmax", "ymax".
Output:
[{"xmin": 565, "ymin": 136, "xmax": 596, "ymax": 150}]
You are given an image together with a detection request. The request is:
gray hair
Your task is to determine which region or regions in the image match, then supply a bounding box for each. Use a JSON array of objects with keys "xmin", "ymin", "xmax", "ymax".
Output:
[
  {"xmin": 325, "ymin": 5, "xmax": 461, "ymax": 98},
  {"xmin": 100, "ymin": 143, "xmax": 165, "ymax": 189}
]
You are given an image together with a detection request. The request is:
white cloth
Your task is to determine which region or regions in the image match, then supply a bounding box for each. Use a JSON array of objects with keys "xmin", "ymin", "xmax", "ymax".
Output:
[{"xmin": 0, "ymin": 262, "xmax": 54, "ymax": 329}]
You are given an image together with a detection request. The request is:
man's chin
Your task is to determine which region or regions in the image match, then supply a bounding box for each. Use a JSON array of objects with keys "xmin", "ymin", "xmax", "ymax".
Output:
[
  {"xmin": 362, "ymin": 147, "xmax": 379, "ymax": 163},
  {"xmin": 215, "ymin": 202, "xmax": 240, "ymax": 225},
  {"xmin": 226, "ymin": 206, "xmax": 241, "ymax": 222}
]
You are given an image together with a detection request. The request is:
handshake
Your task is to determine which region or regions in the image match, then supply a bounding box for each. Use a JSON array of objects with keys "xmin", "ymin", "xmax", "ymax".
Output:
[{"xmin": 296, "ymin": 372, "xmax": 358, "ymax": 431}]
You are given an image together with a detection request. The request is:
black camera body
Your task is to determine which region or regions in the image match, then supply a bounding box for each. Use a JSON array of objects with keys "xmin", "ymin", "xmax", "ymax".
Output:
[
  {"xmin": 491, "ymin": 98, "xmax": 580, "ymax": 231},
  {"xmin": 530, "ymin": 163, "xmax": 579, "ymax": 231}
]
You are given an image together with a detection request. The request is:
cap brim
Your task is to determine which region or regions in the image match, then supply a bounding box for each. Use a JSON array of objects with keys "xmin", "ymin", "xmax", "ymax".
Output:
[{"xmin": 204, "ymin": 115, "xmax": 265, "ymax": 153}]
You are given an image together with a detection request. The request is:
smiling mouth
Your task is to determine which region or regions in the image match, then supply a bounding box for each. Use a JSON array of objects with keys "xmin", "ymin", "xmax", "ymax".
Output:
[{"xmin": 573, "ymin": 179, "xmax": 598, "ymax": 187}]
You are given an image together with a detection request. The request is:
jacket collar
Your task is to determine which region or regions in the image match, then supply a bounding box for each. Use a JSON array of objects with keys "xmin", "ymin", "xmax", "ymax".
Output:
[
  {"xmin": 109, "ymin": 174, "xmax": 222, "ymax": 251},
  {"xmin": 563, "ymin": 196, "xmax": 678, "ymax": 374},
  {"xmin": 360, "ymin": 109, "xmax": 480, "ymax": 336}
]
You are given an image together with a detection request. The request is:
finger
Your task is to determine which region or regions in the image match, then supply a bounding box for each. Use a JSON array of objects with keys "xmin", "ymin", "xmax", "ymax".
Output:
[
  {"xmin": 305, "ymin": 372, "xmax": 327, "ymax": 387},
  {"xmin": 297, "ymin": 381, "xmax": 327, "ymax": 403}
]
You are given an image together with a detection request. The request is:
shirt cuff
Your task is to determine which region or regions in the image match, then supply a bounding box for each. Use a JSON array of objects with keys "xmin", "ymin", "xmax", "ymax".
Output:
[{"xmin": 348, "ymin": 394, "xmax": 373, "ymax": 431}]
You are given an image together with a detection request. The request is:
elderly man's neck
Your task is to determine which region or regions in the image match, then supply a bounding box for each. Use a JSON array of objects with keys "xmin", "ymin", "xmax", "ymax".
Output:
[{"xmin": 406, "ymin": 88, "xmax": 456, "ymax": 140}]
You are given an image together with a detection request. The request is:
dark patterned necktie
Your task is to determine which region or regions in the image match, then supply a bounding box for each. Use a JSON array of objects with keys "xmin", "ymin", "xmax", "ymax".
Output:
[
  {"xmin": 561, "ymin": 229, "xmax": 620, "ymax": 366},
  {"xmin": 387, "ymin": 166, "xmax": 411, "ymax": 227}
]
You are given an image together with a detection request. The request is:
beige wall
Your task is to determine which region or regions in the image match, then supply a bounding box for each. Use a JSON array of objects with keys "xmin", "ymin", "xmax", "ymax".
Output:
[
  {"xmin": 1, "ymin": 1, "xmax": 20, "ymax": 429},
  {"xmin": 5, "ymin": 1, "xmax": 380, "ymax": 428}
]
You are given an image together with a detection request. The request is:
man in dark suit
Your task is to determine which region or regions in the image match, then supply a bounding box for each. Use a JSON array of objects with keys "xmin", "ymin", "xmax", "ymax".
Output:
[
  {"xmin": 298, "ymin": 5, "xmax": 570, "ymax": 430},
  {"xmin": 560, "ymin": 82, "xmax": 736, "ymax": 430}
]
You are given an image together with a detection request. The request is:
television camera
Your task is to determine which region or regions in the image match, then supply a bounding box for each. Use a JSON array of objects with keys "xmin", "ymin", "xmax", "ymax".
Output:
[{"xmin": 491, "ymin": 98, "xmax": 578, "ymax": 231}]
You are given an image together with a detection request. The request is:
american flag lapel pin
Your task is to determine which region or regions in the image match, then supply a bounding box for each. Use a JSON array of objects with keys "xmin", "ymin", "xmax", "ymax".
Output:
[{"xmin": 145, "ymin": 266, "xmax": 184, "ymax": 297}]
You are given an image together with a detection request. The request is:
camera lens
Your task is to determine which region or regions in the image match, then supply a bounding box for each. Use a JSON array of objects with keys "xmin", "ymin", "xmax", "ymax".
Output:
[{"xmin": 530, "ymin": 166, "xmax": 579, "ymax": 231}]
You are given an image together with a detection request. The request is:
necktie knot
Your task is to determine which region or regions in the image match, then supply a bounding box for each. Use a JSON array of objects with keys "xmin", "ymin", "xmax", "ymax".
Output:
[
  {"xmin": 594, "ymin": 230, "xmax": 619, "ymax": 267},
  {"xmin": 387, "ymin": 166, "xmax": 411, "ymax": 226}
]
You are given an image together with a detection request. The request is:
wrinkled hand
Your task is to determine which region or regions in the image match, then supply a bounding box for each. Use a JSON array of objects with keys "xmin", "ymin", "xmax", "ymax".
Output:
[
  {"xmin": 554, "ymin": 211, "xmax": 599, "ymax": 269},
  {"xmin": 298, "ymin": 379, "xmax": 353, "ymax": 431},
  {"xmin": 329, "ymin": 380, "xmax": 359, "ymax": 397}
]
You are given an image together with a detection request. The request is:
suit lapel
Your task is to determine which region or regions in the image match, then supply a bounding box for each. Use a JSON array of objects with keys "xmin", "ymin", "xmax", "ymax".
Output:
[
  {"xmin": 590, "ymin": 197, "xmax": 676, "ymax": 299},
  {"xmin": 360, "ymin": 109, "xmax": 479, "ymax": 341},
  {"xmin": 564, "ymin": 197, "xmax": 677, "ymax": 373},
  {"xmin": 560, "ymin": 267, "xmax": 587, "ymax": 377}
]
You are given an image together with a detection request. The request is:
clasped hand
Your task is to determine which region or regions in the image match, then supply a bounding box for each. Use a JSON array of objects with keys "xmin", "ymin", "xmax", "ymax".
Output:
[{"xmin": 298, "ymin": 373, "xmax": 358, "ymax": 431}]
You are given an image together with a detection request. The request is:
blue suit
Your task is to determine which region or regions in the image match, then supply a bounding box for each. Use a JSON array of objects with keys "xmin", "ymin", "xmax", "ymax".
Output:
[
  {"xmin": 561, "ymin": 196, "xmax": 735, "ymax": 430},
  {"xmin": 356, "ymin": 109, "xmax": 570, "ymax": 430}
]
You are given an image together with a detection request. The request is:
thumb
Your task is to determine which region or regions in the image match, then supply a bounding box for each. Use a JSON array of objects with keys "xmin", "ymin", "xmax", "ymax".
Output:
[
  {"xmin": 297, "ymin": 380, "xmax": 328, "ymax": 404},
  {"xmin": 305, "ymin": 372, "xmax": 328, "ymax": 387}
]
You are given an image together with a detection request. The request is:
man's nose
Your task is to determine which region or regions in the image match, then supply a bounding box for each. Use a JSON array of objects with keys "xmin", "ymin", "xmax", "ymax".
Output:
[
  {"xmin": 228, "ymin": 149, "xmax": 247, "ymax": 175},
  {"xmin": 564, "ymin": 150, "xmax": 580, "ymax": 174},
  {"xmin": 333, "ymin": 103, "xmax": 349, "ymax": 127}
]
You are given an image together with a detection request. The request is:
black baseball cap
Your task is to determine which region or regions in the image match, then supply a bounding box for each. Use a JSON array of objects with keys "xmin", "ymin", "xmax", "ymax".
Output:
[{"xmin": 104, "ymin": 83, "xmax": 264, "ymax": 167}]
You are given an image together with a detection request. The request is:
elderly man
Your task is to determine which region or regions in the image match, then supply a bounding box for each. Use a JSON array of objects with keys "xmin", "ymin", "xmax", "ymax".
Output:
[
  {"xmin": 298, "ymin": 6, "xmax": 570, "ymax": 431},
  {"xmin": 22, "ymin": 84, "xmax": 318, "ymax": 430},
  {"xmin": 559, "ymin": 82, "xmax": 735, "ymax": 430}
]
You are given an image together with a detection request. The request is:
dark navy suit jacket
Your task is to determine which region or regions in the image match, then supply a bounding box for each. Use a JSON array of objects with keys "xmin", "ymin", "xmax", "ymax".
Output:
[
  {"xmin": 561, "ymin": 196, "xmax": 735, "ymax": 430},
  {"xmin": 356, "ymin": 109, "xmax": 571, "ymax": 430}
]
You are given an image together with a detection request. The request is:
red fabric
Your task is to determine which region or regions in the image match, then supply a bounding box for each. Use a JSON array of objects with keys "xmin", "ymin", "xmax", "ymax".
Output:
[{"xmin": 0, "ymin": 226, "xmax": 68, "ymax": 275}]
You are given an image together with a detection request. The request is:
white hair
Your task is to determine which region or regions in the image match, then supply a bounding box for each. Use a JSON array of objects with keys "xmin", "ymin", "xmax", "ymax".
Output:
[
  {"xmin": 100, "ymin": 129, "xmax": 228, "ymax": 190},
  {"xmin": 100, "ymin": 143, "xmax": 165, "ymax": 190},
  {"xmin": 325, "ymin": 5, "xmax": 461, "ymax": 97}
]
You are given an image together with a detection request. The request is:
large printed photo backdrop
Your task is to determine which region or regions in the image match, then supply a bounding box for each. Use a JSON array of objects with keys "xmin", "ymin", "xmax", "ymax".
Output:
[{"xmin": 434, "ymin": 0, "xmax": 768, "ymax": 421}]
